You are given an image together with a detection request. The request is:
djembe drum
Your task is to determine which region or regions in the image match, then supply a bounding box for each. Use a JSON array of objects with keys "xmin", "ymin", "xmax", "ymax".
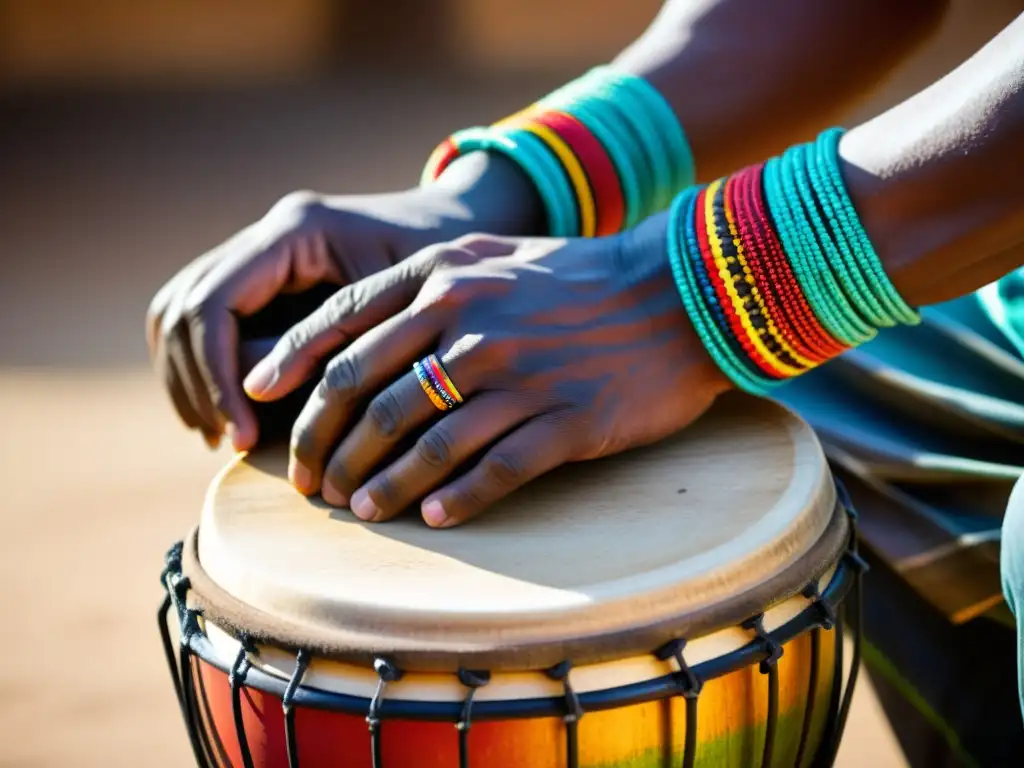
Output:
[{"xmin": 158, "ymin": 396, "xmax": 864, "ymax": 768}]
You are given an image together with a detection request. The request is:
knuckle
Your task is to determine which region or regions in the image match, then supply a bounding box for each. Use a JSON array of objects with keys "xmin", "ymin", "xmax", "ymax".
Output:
[
  {"xmin": 322, "ymin": 356, "xmax": 361, "ymax": 400},
  {"xmin": 367, "ymin": 473, "xmax": 402, "ymax": 509},
  {"xmin": 366, "ymin": 390, "xmax": 404, "ymax": 439},
  {"xmin": 289, "ymin": 425, "xmax": 319, "ymax": 468},
  {"xmin": 270, "ymin": 190, "xmax": 323, "ymax": 224},
  {"xmin": 451, "ymin": 232, "xmax": 494, "ymax": 251},
  {"xmin": 432, "ymin": 276, "xmax": 477, "ymax": 311},
  {"xmin": 180, "ymin": 289, "xmax": 216, "ymax": 326},
  {"xmin": 451, "ymin": 484, "xmax": 487, "ymax": 516},
  {"xmin": 480, "ymin": 452, "xmax": 526, "ymax": 489},
  {"xmin": 322, "ymin": 460, "xmax": 356, "ymax": 496},
  {"xmin": 415, "ymin": 427, "xmax": 454, "ymax": 468}
]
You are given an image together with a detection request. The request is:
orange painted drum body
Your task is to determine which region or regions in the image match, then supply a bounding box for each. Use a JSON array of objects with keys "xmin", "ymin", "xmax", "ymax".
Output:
[
  {"xmin": 160, "ymin": 397, "xmax": 862, "ymax": 767},
  {"xmin": 190, "ymin": 631, "xmax": 838, "ymax": 768}
]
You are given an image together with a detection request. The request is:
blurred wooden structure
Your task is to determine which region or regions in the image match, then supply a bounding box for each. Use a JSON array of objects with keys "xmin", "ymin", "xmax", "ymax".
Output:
[{"xmin": 2, "ymin": 0, "xmax": 1022, "ymax": 98}]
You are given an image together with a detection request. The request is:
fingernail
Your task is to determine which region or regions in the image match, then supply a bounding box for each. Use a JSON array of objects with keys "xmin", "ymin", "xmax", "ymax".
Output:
[
  {"xmin": 350, "ymin": 488, "xmax": 379, "ymax": 521},
  {"xmin": 422, "ymin": 499, "xmax": 447, "ymax": 527},
  {"xmin": 321, "ymin": 481, "xmax": 348, "ymax": 507},
  {"xmin": 203, "ymin": 432, "xmax": 221, "ymax": 450},
  {"xmin": 289, "ymin": 461, "xmax": 312, "ymax": 493},
  {"xmin": 244, "ymin": 360, "xmax": 277, "ymax": 398},
  {"xmin": 225, "ymin": 423, "xmax": 239, "ymax": 450}
]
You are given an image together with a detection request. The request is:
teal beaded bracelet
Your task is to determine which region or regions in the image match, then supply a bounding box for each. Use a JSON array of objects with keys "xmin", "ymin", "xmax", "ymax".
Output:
[{"xmin": 814, "ymin": 128, "xmax": 920, "ymax": 326}]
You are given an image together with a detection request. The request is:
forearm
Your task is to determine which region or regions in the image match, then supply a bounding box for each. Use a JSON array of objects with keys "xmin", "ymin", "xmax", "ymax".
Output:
[
  {"xmin": 614, "ymin": 0, "xmax": 948, "ymax": 180},
  {"xmin": 842, "ymin": 13, "xmax": 1024, "ymax": 306},
  {"xmin": 442, "ymin": 0, "xmax": 946, "ymax": 236}
]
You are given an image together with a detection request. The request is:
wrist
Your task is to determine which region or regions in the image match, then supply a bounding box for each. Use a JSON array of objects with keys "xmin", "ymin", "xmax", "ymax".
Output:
[
  {"xmin": 431, "ymin": 152, "xmax": 546, "ymax": 238},
  {"xmin": 617, "ymin": 210, "xmax": 734, "ymax": 396}
]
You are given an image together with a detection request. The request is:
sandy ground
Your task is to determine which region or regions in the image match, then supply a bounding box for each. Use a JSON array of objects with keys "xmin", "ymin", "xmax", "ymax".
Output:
[{"xmin": 0, "ymin": 77, "xmax": 910, "ymax": 767}]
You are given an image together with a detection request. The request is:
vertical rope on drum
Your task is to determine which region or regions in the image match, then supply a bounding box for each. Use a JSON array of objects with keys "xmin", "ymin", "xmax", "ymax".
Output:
[
  {"xmin": 545, "ymin": 661, "xmax": 583, "ymax": 768},
  {"xmin": 159, "ymin": 543, "xmax": 188, "ymax": 724},
  {"xmin": 456, "ymin": 669, "xmax": 491, "ymax": 768},
  {"xmin": 283, "ymin": 649, "xmax": 311, "ymax": 768},
  {"xmin": 795, "ymin": 579, "xmax": 836, "ymax": 768},
  {"xmin": 742, "ymin": 614, "xmax": 784, "ymax": 768},
  {"xmin": 827, "ymin": 494, "xmax": 868, "ymax": 766},
  {"xmin": 158, "ymin": 594, "xmax": 186, "ymax": 713},
  {"xmin": 229, "ymin": 639, "xmax": 256, "ymax": 768},
  {"xmin": 367, "ymin": 658, "xmax": 404, "ymax": 768},
  {"xmin": 173, "ymin": 569, "xmax": 212, "ymax": 768},
  {"xmin": 656, "ymin": 638, "xmax": 704, "ymax": 768},
  {"xmin": 819, "ymin": 486, "xmax": 867, "ymax": 766}
]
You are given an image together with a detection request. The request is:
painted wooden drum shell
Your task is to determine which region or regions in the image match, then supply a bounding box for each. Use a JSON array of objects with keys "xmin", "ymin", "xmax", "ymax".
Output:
[{"xmin": 189, "ymin": 626, "xmax": 838, "ymax": 768}]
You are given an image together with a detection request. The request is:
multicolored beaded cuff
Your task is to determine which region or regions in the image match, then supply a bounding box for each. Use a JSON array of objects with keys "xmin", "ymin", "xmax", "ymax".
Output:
[
  {"xmin": 421, "ymin": 67, "xmax": 694, "ymax": 238},
  {"xmin": 668, "ymin": 129, "xmax": 919, "ymax": 396}
]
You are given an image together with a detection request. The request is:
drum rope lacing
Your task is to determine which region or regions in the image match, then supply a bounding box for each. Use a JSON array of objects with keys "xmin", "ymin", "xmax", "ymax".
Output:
[
  {"xmin": 228, "ymin": 636, "xmax": 257, "ymax": 768},
  {"xmin": 159, "ymin": 487, "xmax": 866, "ymax": 768},
  {"xmin": 545, "ymin": 660, "xmax": 585, "ymax": 768},
  {"xmin": 455, "ymin": 669, "xmax": 490, "ymax": 768},
  {"xmin": 282, "ymin": 648, "xmax": 311, "ymax": 768},
  {"xmin": 654, "ymin": 638, "xmax": 703, "ymax": 768},
  {"xmin": 367, "ymin": 658, "xmax": 404, "ymax": 768}
]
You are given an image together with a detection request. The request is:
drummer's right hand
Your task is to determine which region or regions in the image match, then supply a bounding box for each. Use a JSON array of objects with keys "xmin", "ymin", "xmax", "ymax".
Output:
[{"xmin": 146, "ymin": 153, "xmax": 544, "ymax": 451}]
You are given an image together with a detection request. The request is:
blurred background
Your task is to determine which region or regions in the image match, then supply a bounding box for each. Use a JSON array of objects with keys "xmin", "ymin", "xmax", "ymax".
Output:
[{"xmin": 1, "ymin": 0, "xmax": 1022, "ymax": 765}]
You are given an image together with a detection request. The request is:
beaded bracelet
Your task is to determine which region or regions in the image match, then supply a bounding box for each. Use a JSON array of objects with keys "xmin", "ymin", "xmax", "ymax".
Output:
[
  {"xmin": 421, "ymin": 67, "xmax": 694, "ymax": 238},
  {"xmin": 667, "ymin": 129, "xmax": 919, "ymax": 396}
]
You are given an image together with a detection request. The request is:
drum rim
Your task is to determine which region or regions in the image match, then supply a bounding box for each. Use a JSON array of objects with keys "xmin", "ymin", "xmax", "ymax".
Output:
[
  {"xmin": 180, "ymin": 491, "xmax": 850, "ymax": 671},
  {"xmin": 164, "ymin": 508, "xmax": 858, "ymax": 720}
]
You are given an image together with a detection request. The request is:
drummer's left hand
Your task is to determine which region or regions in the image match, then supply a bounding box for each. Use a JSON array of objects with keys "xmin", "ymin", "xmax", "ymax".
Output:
[{"xmin": 243, "ymin": 218, "xmax": 731, "ymax": 527}]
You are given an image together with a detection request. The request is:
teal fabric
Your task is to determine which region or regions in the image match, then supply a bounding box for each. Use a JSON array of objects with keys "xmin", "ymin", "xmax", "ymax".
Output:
[
  {"xmin": 1002, "ymin": 474, "xmax": 1024, "ymax": 719},
  {"xmin": 994, "ymin": 267, "xmax": 1024, "ymax": 717},
  {"xmin": 980, "ymin": 267, "xmax": 1024, "ymax": 359}
]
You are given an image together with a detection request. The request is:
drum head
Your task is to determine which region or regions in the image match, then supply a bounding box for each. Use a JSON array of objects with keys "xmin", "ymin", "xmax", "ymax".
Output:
[{"xmin": 188, "ymin": 393, "xmax": 843, "ymax": 670}]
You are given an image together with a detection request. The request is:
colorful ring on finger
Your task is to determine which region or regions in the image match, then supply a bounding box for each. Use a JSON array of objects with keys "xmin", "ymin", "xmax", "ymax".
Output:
[
  {"xmin": 426, "ymin": 354, "xmax": 463, "ymax": 405},
  {"xmin": 414, "ymin": 360, "xmax": 455, "ymax": 412}
]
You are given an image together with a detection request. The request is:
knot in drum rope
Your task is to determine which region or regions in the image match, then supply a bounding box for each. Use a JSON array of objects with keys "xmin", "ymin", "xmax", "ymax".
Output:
[
  {"xmin": 456, "ymin": 669, "xmax": 491, "ymax": 732},
  {"xmin": 366, "ymin": 658, "xmax": 404, "ymax": 768},
  {"xmin": 544, "ymin": 660, "xmax": 584, "ymax": 724},
  {"xmin": 282, "ymin": 649, "xmax": 311, "ymax": 714},
  {"xmin": 742, "ymin": 614, "xmax": 783, "ymax": 674},
  {"xmin": 161, "ymin": 541, "xmax": 184, "ymax": 587},
  {"xmin": 802, "ymin": 581, "xmax": 837, "ymax": 630},
  {"xmin": 229, "ymin": 635, "xmax": 257, "ymax": 768},
  {"xmin": 456, "ymin": 669, "xmax": 491, "ymax": 768},
  {"xmin": 545, "ymin": 661, "xmax": 583, "ymax": 768},
  {"xmin": 282, "ymin": 649, "xmax": 312, "ymax": 768},
  {"xmin": 656, "ymin": 638, "xmax": 704, "ymax": 699},
  {"xmin": 366, "ymin": 657, "xmax": 404, "ymax": 730}
]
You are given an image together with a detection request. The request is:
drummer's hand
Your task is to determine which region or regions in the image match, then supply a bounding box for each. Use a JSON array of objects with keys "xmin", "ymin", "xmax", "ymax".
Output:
[
  {"xmin": 244, "ymin": 215, "xmax": 732, "ymax": 527},
  {"xmin": 146, "ymin": 153, "xmax": 542, "ymax": 451}
]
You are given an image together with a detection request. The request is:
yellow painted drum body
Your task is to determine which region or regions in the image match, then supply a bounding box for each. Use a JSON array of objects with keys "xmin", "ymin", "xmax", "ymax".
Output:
[{"xmin": 159, "ymin": 395, "xmax": 862, "ymax": 767}]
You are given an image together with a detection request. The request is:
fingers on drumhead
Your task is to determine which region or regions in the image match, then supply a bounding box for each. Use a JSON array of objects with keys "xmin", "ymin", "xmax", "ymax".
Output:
[
  {"xmin": 421, "ymin": 414, "xmax": 574, "ymax": 528},
  {"xmin": 287, "ymin": 311, "xmax": 440, "ymax": 495},
  {"xmin": 346, "ymin": 392, "xmax": 537, "ymax": 523},
  {"xmin": 316, "ymin": 348, "xmax": 478, "ymax": 505},
  {"xmin": 319, "ymin": 372, "xmax": 434, "ymax": 507},
  {"xmin": 186, "ymin": 309, "xmax": 259, "ymax": 451}
]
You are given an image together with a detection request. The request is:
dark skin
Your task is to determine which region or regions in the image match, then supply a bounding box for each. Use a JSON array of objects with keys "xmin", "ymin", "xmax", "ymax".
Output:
[
  {"xmin": 243, "ymin": 13, "xmax": 1024, "ymax": 528},
  {"xmin": 146, "ymin": 0, "xmax": 949, "ymax": 451}
]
